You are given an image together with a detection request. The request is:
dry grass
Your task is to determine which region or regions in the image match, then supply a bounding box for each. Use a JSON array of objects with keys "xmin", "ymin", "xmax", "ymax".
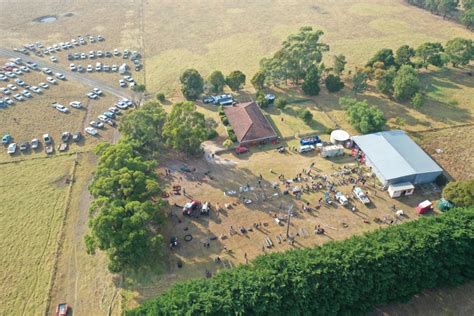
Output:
[{"xmin": 0, "ymin": 155, "xmax": 74, "ymax": 315}]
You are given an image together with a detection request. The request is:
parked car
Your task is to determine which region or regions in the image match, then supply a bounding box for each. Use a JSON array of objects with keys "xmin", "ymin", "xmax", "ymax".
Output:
[
  {"xmin": 87, "ymin": 65, "xmax": 93, "ymax": 72},
  {"xmin": 4, "ymin": 97, "xmax": 14, "ymax": 105},
  {"xmin": 46, "ymin": 76, "xmax": 57, "ymax": 84},
  {"xmin": 77, "ymin": 65, "xmax": 84, "ymax": 72},
  {"xmin": 42, "ymin": 67, "xmax": 52, "ymax": 74},
  {"xmin": 182, "ymin": 200, "xmax": 201, "ymax": 216},
  {"xmin": 43, "ymin": 134, "xmax": 52, "ymax": 145},
  {"xmin": 92, "ymin": 88, "xmax": 103, "ymax": 95},
  {"xmin": 54, "ymin": 104, "xmax": 69, "ymax": 113},
  {"xmin": 56, "ymin": 303, "xmax": 68, "ymax": 316},
  {"xmin": 89, "ymin": 120, "xmax": 104, "ymax": 129},
  {"xmin": 29, "ymin": 86, "xmax": 42, "ymax": 94},
  {"xmin": 39, "ymin": 82, "xmax": 49, "ymax": 89},
  {"xmin": 335, "ymin": 192, "xmax": 349, "ymax": 206},
  {"xmin": 72, "ymin": 132, "xmax": 82, "ymax": 142},
  {"xmin": 7, "ymin": 84, "xmax": 17, "ymax": 91},
  {"xmin": 119, "ymin": 79, "xmax": 127, "ymax": 87},
  {"xmin": 69, "ymin": 63, "xmax": 77, "ymax": 71},
  {"xmin": 55, "ymin": 73, "xmax": 66, "ymax": 80},
  {"xmin": 13, "ymin": 93, "xmax": 25, "ymax": 101},
  {"xmin": 61, "ymin": 132, "xmax": 71, "ymax": 142},
  {"xmin": 299, "ymin": 145, "xmax": 315, "ymax": 154},
  {"xmin": 31, "ymin": 138, "xmax": 39, "ymax": 149},
  {"xmin": 21, "ymin": 90, "xmax": 32, "ymax": 98},
  {"xmin": 97, "ymin": 114, "xmax": 108, "ymax": 122},
  {"xmin": 50, "ymin": 56, "xmax": 58, "ymax": 62},
  {"xmin": 108, "ymin": 106, "xmax": 120, "ymax": 114},
  {"xmin": 19, "ymin": 141, "xmax": 29, "ymax": 151},
  {"xmin": 103, "ymin": 111, "xmax": 115, "ymax": 119},
  {"xmin": 104, "ymin": 119, "xmax": 116, "ymax": 127},
  {"xmin": 1, "ymin": 87, "xmax": 10, "ymax": 95},
  {"xmin": 70, "ymin": 101, "xmax": 82, "ymax": 109},
  {"xmin": 2, "ymin": 134, "xmax": 11, "ymax": 144},
  {"xmin": 84, "ymin": 127, "xmax": 98, "ymax": 136},
  {"xmin": 7, "ymin": 143, "xmax": 16, "ymax": 154},
  {"xmin": 15, "ymin": 79, "xmax": 26, "ymax": 86},
  {"xmin": 353, "ymin": 187, "xmax": 370, "ymax": 204},
  {"xmin": 87, "ymin": 92, "xmax": 98, "ymax": 99},
  {"xmin": 202, "ymin": 96, "xmax": 215, "ymax": 104},
  {"xmin": 235, "ymin": 146, "xmax": 249, "ymax": 155}
]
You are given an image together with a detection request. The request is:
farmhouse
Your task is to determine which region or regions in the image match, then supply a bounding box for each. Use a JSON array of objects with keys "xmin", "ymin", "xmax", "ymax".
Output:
[
  {"xmin": 352, "ymin": 130, "xmax": 443, "ymax": 190},
  {"xmin": 224, "ymin": 101, "xmax": 278, "ymax": 146}
]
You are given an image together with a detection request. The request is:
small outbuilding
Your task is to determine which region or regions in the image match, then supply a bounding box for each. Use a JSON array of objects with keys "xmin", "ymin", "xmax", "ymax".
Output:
[
  {"xmin": 388, "ymin": 182, "xmax": 415, "ymax": 198},
  {"xmin": 119, "ymin": 63, "xmax": 129, "ymax": 74}
]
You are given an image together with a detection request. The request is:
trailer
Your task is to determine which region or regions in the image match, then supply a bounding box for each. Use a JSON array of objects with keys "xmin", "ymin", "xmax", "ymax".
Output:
[{"xmin": 321, "ymin": 145, "xmax": 344, "ymax": 158}]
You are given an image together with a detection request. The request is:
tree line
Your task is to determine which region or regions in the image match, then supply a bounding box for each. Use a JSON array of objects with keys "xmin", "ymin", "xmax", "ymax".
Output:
[
  {"xmin": 127, "ymin": 207, "xmax": 474, "ymax": 315},
  {"xmin": 86, "ymin": 101, "xmax": 215, "ymax": 272},
  {"xmin": 405, "ymin": 0, "xmax": 474, "ymax": 29}
]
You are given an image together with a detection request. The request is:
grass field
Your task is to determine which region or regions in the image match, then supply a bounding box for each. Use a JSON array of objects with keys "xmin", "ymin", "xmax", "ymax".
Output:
[
  {"xmin": 1, "ymin": 0, "xmax": 473, "ymax": 315},
  {"xmin": 0, "ymin": 155, "xmax": 74, "ymax": 315}
]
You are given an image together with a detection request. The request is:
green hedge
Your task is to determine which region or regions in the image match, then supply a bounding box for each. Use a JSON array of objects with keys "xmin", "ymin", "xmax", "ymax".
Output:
[{"xmin": 128, "ymin": 207, "xmax": 474, "ymax": 315}]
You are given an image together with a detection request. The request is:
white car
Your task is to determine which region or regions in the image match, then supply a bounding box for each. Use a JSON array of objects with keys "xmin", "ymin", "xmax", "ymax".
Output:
[
  {"xmin": 15, "ymin": 79, "xmax": 26, "ymax": 86},
  {"xmin": 87, "ymin": 65, "xmax": 93, "ymax": 72},
  {"xmin": 97, "ymin": 114, "xmax": 108, "ymax": 122},
  {"xmin": 50, "ymin": 56, "xmax": 58, "ymax": 62},
  {"xmin": 113, "ymin": 48, "xmax": 120, "ymax": 56},
  {"xmin": 21, "ymin": 90, "xmax": 32, "ymax": 98},
  {"xmin": 42, "ymin": 67, "xmax": 52, "ymax": 74},
  {"xmin": 7, "ymin": 84, "xmax": 17, "ymax": 90},
  {"xmin": 14, "ymin": 93, "xmax": 25, "ymax": 101},
  {"xmin": 31, "ymin": 138, "xmax": 39, "ymax": 149},
  {"xmin": 55, "ymin": 73, "xmax": 66, "ymax": 80},
  {"xmin": 1, "ymin": 87, "xmax": 10, "ymax": 95},
  {"xmin": 7, "ymin": 143, "xmax": 16, "ymax": 154},
  {"xmin": 4, "ymin": 97, "xmax": 14, "ymax": 105},
  {"xmin": 70, "ymin": 101, "xmax": 82, "ymax": 109},
  {"xmin": 85, "ymin": 127, "xmax": 98, "ymax": 136},
  {"xmin": 29, "ymin": 86, "xmax": 42, "ymax": 94},
  {"xmin": 116, "ymin": 101, "xmax": 128, "ymax": 109},
  {"xmin": 119, "ymin": 79, "xmax": 127, "ymax": 87},
  {"xmin": 124, "ymin": 75, "xmax": 134, "ymax": 82},
  {"xmin": 80, "ymin": 53, "xmax": 87, "ymax": 59},
  {"xmin": 90, "ymin": 120, "xmax": 104, "ymax": 129},
  {"xmin": 54, "ymin": 104, "xmax": 69, "ymax": 113},
  {"xmin": 69, "ymin": 64, "xmax": 77, "ymax": 71},
  {"xmin": 46, "ymin": 77, "xmax": 57, "ymax": 84},
  {"xmin": 111, "ymin": 64, "xmax": 118, "ymax": 72},
  {"xmin": 39, "ymin": 82, "xmax": 49, "ymax": 89},
  {"xmin": 95, "ymin": 63, "xmax": 102, "ymax": 71},
  {"xmin": 97, "ymin": 35, "xmax": 105, "ymax": 41},
  {"xmin": 92, "ymin": 88, "xmax": 103, "ymax": 95},
  {"xmin": 13, "ymin": 68, "xmax": 23, "ymax": 75},
  {"xmin": 0, "ymin": 74, "xmax": 7, "ymax": 81},
  {"xmin": 87, "ymin": 92, "xmax": 98, "ymax": 99},
  {"xmin": 5, "ymin": 72, "xmax": 16, "ymax": 78},
  {"xmin": 19, "ymin": 66, "xmax": 30, "ymax": 72}
]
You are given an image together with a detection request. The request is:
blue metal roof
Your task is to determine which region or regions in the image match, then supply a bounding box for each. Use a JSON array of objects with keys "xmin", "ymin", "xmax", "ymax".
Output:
[{"xmin": 352, "ymin": 130, "xmax": 442, "ymax": 181}]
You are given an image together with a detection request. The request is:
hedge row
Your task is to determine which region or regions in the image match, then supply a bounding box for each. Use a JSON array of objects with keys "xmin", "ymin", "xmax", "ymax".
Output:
[{"xmin": 128, "ymin": 207, "xmax": 474, "ymax": 315}]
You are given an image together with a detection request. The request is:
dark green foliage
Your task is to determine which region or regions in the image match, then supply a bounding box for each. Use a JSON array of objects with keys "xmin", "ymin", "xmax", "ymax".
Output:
[
  {"xmin": 162, "ymin": 101, "xmax": 209, "ymax": 155},
  {"xmin": 207, "ymin": 129, "xmax": 218, "ymax": 140},
  {"xmin": 226, "ymin": 127, "xmax": 237, "ymax": 142},
  {"xmin": 461, "ymin": 8, "xmax": 474, "ymax": 29},
  {"xmin": 156, "ymin": 92, "xmax": 166, "ymax": 102},
  {"xmin": 333, "ymin": 54, "xmax": 347, "ymax": 75},
  {"xmin": 341, "ymin": 97, "xmax": 386, "ymax": 134},
  {"xmin": 411, "ymin": 92, "xmax": 424, "ymax": 108},
  {"xmin": 325, "ymin": 74, "xmax": 344, "ymax": 92},
  {"xmin": 299, "ymin": 109, "xmax": 313, "ymax": 124},
  {"xmin": 301, "ymin": 64, "xmax": 321, "ymax": 96},
  {"xmin": 251, "ymin": 71, "xmax": 266, "ymax": 90},
  {"xmin": 119, "ymin": 101, "xmax": 167, "ymax": 155},
  {"xmin": 393, "ymin": 65, "xmax": 421, "ymax": 101},
  {"xmin": 86, "ymin": 141, "xmax": 165, "ymax": 273},
  {"xmin": 208, "ymin": 70, "xmax": 226, "ymax": 93},
  {"xmin": 443, "ymin": 179, "xmax": 474, "ymax": 207},
  {"xmin": 225, "ymin": 70, "xmax": 246, "ymax": 91},
  {"xmin": 366, "ymin": 48, "xmax": 395, "ymax": 68},
  {"xmin": 128, "ymin": 207, "xmax": 474, "ymax": 315},
  {"xmin": 395, "ymin": 45, "xmax": 415, "ymax": 66},
  {"xmin": 275, "ymin": 97, "xmax": 288, "ymax": 110},
  {"xmin": 352, "ymin": 71, "xmax": 369, "ymax": 94},
  {"xmin": 256, "ymin": 90, "xmax": 270, "ymax": 108},
  {"xmin": 376, "ymin": 66, "xmax": 397, "ymax": 96},
  {"xmin": 261, "ymin": 26, "xmax": 329, "ymax": 85},
  {"xmin": 445, "ymin": 37, "xmax": 474, "ymax": 67},
  {"xmin": 405, "ymin": 0, "xmax": 459, "ymax": 19},
  {"xmin": 180, "ymin": 68, "xmax": 204, "ymax": 100},
  {"xmin": 416, "ymin": 42, "xmax": 444, "ymax": 69}
]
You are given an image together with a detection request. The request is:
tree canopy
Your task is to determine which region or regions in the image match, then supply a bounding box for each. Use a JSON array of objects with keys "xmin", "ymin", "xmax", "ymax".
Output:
[
  {"xmin": 366, "ymin": 48, "xmax": 395, "ymax": 68},
  {"xmin": 261, "ymin": 26, "xmax": 329, "ymax": 85},
  {"xmin": 180, "ymin": 69, "xmax": 204, "ymax": 100},
  {"xmin": 341, "ymin": 97, "xmax": 386, "ymax": 134},
  {"xmin": 163, "ymin": 101, "xmax": 209, "ymax": 155},
  {"xmin": 416, "ymin": 42, "xmax": 444, "ymax": 69},
  {"xmin": 208, "ymin": 70, "xmax": 226, "ymax": 93},
  {"xmin": 445, "ymin": 37, "xmax": 474, "ymax": 67},
  {"xmin": 301, "ymin": 64, "xmax": 320, "ymax": 96},
  {"xmin": 393, "ymin": 65, "xmax": 421, "ymax": 101},
  {"xmin": 299, "ymin": 109, "xmax": 313, "ymax": 124},
  {"xmin": 325, "ymin": 74, "xmax": 344, "ymax": 92},
  {"xmin": 352, "ymin": 71, "xmax": 369, "ymax": 94},
  {"xmin": 251, "ymin": 70, "xmax": 266, "ymax": 90},
  {"xmin": 333, "ymin": 54, "xmax": 347, "ymax": 75},
  {"xmin": 395, "ymin": 45, "xmax": 416, "ymax": 66},
  {"xmin": 443, "ymin": 179, "xmax": 474, "ymax": 207},
  {"xmin": 226, "ymin": 70, "xmax": 246, "ymax": 91}
]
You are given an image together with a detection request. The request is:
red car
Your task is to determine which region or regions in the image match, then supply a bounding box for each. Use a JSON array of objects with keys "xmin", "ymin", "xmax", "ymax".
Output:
[
  {"xmin": 56, "ymin": 303, "xmax": 68, "ymax": 316},
  {"xmin": 235, "ymin": 146, "xmax": 249, "ymax": 155},
  {"xmin": 183, "ymin": 200, "xmax": 201, "ymax": 216}
]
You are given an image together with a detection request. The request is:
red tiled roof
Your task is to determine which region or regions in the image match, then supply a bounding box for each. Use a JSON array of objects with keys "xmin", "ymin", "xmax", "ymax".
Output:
[{"xmin": 224, "ymin": 102, "xmax": 277, "ymax": 144}]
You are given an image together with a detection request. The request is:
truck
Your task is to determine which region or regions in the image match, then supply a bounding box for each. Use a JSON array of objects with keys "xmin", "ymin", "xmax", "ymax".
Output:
[
  {"xmin": 56, "ymin": 303, "xmax": 68, "ymax": 316},
  {"xmin": 300, "ymin": 136, "xmax": 321, "ymax": 146}
]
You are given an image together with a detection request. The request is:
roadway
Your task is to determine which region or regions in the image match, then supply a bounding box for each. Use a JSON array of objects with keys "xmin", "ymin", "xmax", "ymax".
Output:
[{"xmin": 0, "ymin": 47, "xmax": 131, "ymax": 99}]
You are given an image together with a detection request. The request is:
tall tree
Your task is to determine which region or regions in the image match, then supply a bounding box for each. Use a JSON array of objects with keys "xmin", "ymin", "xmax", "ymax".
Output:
[
  {"xmin": 131, "ymin": 84, "xmax": 146, "ymax": 108},
  {"xmin": 366, "ymin": 48, "xmax": 396, "ymax": 68},
  {"xmin": 445, "ymin": 37, "xmax": 474, "ymax": 67},
  {"xmin": 119, "ymin": 101, "xmax": 168, "ymax": 154},
  {"xmin": 376, "ymin": 66, "xmax": 398, "ymax": 96},
  {"xmin": 301, "ymin": 64, "xmax": 321, "ymax": 96},
  {"xmin": 325, "ymin": 74, "xmax": 344, "ymax": 92},
  {"xmin": 340, "ymin": 97, "xmax": 386, "ymax": 134},
  {"xmin": 461, "ymin": 8, "xmax": 474, "ymax": 29},
  {"xmin": 443, "ymin": 179, "xmax": 474, "ymax": 207},
  {"xmin": 208, "ymin": 70, "xmax": 226, "ymax": 93},
  {"xmin": 393, "ymin": 65, "xmax": 421, "ymax": 101},
  {"xmin": 416, "ymin": 42, "xmax": 444, "ymax": 69},
  {"xmin": 333, "ymin": 54, "xmax": 347, "ymax": 75},
  {"xmin": 180, "ymin": 69, "xmax": 204, "ymax": 100},
  {"xmin": 251, "ymin": 70, "xmax": 266, "ymax": 90},
  {"xmin": 226, "ymin": 70, "xmax": 246, "ymax": 91},
  {"xmin": 395, "ymin": 45, "xmax": 416, "ymax": 66},
  {"xmin": 163, "ymin": 101, "xmax": 209, "ymax": 155},
  {"xmin": 352, "ymin": 71, "xmax": 369, "ymax": 94}
]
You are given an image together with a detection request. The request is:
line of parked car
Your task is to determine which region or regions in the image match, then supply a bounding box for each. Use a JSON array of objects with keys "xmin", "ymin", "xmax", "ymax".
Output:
[
  {"xmin": 2, "ymin": 131, "xmax": 82, "ymax": 155},
  {"xmin": 16, "ymin": 35, "xmax": 105, "ymax": 57}
]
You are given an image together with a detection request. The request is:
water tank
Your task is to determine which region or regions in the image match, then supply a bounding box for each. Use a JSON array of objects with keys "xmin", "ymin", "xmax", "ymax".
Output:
[{"xmin": 330, "ymin": 130, "xmax": 350, "ymax": 145}]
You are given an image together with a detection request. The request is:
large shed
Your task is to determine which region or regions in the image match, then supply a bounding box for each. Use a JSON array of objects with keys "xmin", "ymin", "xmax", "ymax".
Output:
[{"xmin": 352, "ymin": 130, "xmax": 442, "ymax": 186}]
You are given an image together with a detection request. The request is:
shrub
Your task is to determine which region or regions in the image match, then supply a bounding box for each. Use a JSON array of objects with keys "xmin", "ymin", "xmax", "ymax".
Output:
[
  {"xmin": 223, "ymin": 138, "xmax": 234, "ymax": 148},
  {"xmin": 226, "ymin": 127, "xmax": 237, "ymax": 142},
  {"xmin": 156, "ymin": 92, "xmax": 165, "ymax": 102},
  {"xmin": 275, "ymin": 98, "xmax": 287, "ymax": 110},
  {"xmin": 207, "ymin": 129, "xmax": 218, "ymax": 140},
  {"xmin": 443, "ymin": 179, "xmax": 474, "ymax": 207},
  {"xmin": 299, "ymin": 109, "xmax": 313, "ymax": 124},
  {"xmin": 411, "ymin": 92, "xmax": 424, "ymax": 108},
  {"xmin": 325, "ymin": 74, "xmax": 344, "ymax": 92},
  {"xmin": 128, "ymin": 207, "xmax": 474, "ymax": 315},
  {"xmin": 221, "ymin": 117, "xmax": 229, "ymax": 126}
]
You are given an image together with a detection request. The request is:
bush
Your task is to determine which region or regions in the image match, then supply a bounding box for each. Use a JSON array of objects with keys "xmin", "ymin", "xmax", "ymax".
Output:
[
  {"xmin": 443, "ymin": 179, "xmax": 474, "ymax": 207},
  {"xmin": 156, "ymin": 92, "xmax": 165, "ymax": 102},
  {"xmin": 325, "ymin": 74, "xmax": 344, "ymax": 92},
  {"xmin": 226, "ymin": 127, "xmax": 237, "ymax": 142},
  {"xmin": 275, "ymin": 98, "xmax": 287, "ymax": 110},
  {"xmin": 299, "ymin": 109, "xmax": 313, "ymax": 124},
  {"xmin": 256, "ymin": 90, "xmax": 270, "ymax": 108},
  {"xmin": 128, "ymin": 207, "xmax": 474, "ymax": 315},
  {"xmin": 207, "ymin": 129, "xmax": 218, "ymax": 140},
  {"xmin": 223, "ymin": 138, "xmax": 234, "ymax": 148},
  {"xmin": 411, "ymin": 92, "xmax": 424, "ymax": 108},
  {"xmin": 221, "ymin": 117, "xmax": 229, "ymax": 126}
]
